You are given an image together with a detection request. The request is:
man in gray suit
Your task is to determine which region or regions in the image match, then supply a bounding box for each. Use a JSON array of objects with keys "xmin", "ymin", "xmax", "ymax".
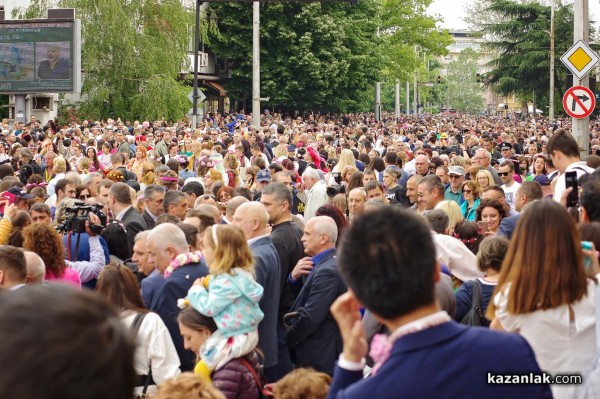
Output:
[{"xmin": 232, "ymin": 202, "xmax": 281, "ymax": 382}]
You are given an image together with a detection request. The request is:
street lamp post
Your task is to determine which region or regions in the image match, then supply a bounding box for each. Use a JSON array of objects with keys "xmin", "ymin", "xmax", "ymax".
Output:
[
  {"xmin": 191, "ymin": 0, "xmax": 203, "ymax": 129},
  {"xmin": 549, "ymin": 0, "xmax": 555, "ymax": 121}
]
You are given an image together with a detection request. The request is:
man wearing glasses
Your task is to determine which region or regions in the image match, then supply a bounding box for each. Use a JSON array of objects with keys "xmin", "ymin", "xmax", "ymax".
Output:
[
  {"xmin": 474, "ymin": 149, "xmax": 502, "ymax": 185},
  {"xmin": 498, "ymin": 161, "xmax": 521, "ymax": 212},
  {"xmin": 444, "ymin": 166, "xmax": 465, "ymax": 206}
]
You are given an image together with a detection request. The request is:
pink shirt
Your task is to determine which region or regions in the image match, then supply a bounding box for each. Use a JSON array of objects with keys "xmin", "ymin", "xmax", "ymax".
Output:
[{"xmin": 45, "ymin": 267, "xmax": 81, "ymax": 288}]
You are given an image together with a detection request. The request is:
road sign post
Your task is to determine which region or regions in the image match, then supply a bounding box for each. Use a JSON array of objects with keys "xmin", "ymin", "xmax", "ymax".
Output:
[{"xmin": 562, "ymin": 85, "xmax": 595, "ymax": 119}]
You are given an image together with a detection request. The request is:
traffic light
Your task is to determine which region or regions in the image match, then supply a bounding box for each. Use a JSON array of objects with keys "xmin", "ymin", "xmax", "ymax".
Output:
[
  {"xmin": 436, "ymin": 76, "xmax": 441, "ymax": 84},
  {"xmin": 476, "ymin": 73, "xmax": 481, "ymax": 83}
]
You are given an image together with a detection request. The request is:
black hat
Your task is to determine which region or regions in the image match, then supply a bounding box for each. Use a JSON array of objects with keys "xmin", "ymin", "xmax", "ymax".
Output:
[{"xmin": 500, "ymin": 142, "xmax": 513, "ymax": 151}]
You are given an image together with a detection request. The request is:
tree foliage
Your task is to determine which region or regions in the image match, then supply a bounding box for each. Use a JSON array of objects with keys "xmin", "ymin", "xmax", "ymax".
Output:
[
  {"xmin": 14, "ymin": 0, "xmax": 214, "ymax": 121},
  {"xmin": 446, "ymin": 48, "xmax": 485, "ymax": 114},
  {"xmin": 478, "ymin": 0, "xmax": 594, "ymax": 113},
  {"xmin": 379, "ymin": 0, "xmax": 452, "ymax": 83},
  {"xmin": 206, "ymin": 1, "xmax": 381, "ymax": 112},
  {"xmin": 207, "ymin": 0, "xmax": 450, "ymax": 113}
]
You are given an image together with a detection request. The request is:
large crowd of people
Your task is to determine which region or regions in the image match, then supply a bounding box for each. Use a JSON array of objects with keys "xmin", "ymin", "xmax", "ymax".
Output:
[{"xmin": 0, "ymin": 110, "xmax": 599, "ymax": 398}]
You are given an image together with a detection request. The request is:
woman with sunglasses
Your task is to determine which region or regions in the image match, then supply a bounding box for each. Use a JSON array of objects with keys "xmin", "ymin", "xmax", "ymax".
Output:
[
  {"xmin": 76, "ymin": 185, "xmax": 91, "ymax": 201},
  {"xmin": 460, "ymin": 180, "xmax": 481, "ymax": 221}
]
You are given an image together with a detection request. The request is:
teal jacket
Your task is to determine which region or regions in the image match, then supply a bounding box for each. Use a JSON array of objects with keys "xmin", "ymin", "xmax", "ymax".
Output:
[
  {"xmin": 188, "ymin": 268, "xmax": 264, "ymax": 337},
  {"xmin": 461, "ymin": 198, "xmax": 480, "ymax": 221}
]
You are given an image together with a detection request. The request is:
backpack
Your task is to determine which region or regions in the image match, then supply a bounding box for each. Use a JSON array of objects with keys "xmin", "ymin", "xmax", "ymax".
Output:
[
  {"xmin": 238, "ymin": 356, "xmax": 273, "ymax": 399},
  {"xmin": 460, "ymin": 280, "xmax": 487, "ymax": 327}
]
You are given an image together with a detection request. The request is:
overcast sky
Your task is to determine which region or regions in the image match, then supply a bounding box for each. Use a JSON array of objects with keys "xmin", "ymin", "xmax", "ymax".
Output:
[{"xmin": 427, "ymin": 0, "xmax": 600, "ymax": 31}]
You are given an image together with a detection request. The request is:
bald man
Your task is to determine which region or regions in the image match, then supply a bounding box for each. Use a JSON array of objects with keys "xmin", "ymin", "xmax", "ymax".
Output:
[
  {"xmin": 24, "ymin": 251, "xmax": 45, "ymax": 284},
  {"xmin": 233, "ymin": 202, "xmax": 280, "ymax": 381},
  {"xmin": 414, "ymin": 155, "xmax": 430, "ymax": 177},
  {"xmin": 285, "ymin": 216, "xmax": 347, "ymax": 375},
  {"xmin": 223, "ymin": 196, "xmax": 249, "ymax": 224},
  {"xmin": 194, "ymin": 203, "xmax": 221, "ymax": 225}
]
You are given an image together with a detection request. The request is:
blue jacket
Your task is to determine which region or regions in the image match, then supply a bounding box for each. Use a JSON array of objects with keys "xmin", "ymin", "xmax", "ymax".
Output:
[
  {"xmin": 250, "ymin": 236, "xmax": 281, "ymax": 369},
  {"xmin": 151, "ymin": 261, "xmax": 208, "ymax": 372},
  {"xmin": 141, "ymin": 269, "xmax": 164, "ymax": 308},
  {"xmin": 327, "ymin": 321, "xmax": 552, "ymax": 399},
  {"xmin": 498, "ymin": 214, "xmax": 520, "ymax": 239},
  {"xmin": 188, "ymin": 268, "xmax": 264, "ymax": 337},
  {"xmin": 286, "ymin": 249, "xmax": 346, "ymax": 375}
]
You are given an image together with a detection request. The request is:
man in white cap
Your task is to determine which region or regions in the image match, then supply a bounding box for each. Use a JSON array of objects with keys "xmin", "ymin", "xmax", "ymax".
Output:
[{"xmin": 444, "ymin": 166, "xmax": 465, "ymax": 206}]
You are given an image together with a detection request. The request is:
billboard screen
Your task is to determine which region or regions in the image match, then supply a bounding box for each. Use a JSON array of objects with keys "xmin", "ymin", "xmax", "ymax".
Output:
[{"xmin": 0, "ymin": 20, "xmax": 81, "ymax": 94}]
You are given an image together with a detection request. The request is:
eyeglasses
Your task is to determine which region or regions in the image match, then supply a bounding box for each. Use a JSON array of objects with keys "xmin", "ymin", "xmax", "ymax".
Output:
[
  {"xmin": 498, "ymin": 172, "xmax": 510, "ymax": 176},
  {"xmin": 463, "ymin": 189, "xmax": 473, "ymax": 194},
  {"xmin": 448, "ymin": 175, "xmax": 461, "ymax": 179}
]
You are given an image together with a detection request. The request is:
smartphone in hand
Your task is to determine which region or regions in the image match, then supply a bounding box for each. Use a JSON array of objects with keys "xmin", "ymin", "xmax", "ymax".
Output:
[
  {"xmin": 565, "ymin": 171, "xmax": 579, "ymax": 208},
  {"xmin": 478, "ymin": 221, "xmax": 489, "ymax": 232}
]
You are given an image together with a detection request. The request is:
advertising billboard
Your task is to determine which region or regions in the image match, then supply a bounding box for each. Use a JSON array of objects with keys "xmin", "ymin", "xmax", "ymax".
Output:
[{"xmin": 0, "ymin": 19, "xmax": 81, "ymax": 94}]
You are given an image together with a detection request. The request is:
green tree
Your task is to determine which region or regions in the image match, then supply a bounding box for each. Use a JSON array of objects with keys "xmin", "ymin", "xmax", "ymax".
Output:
[
  {"xmin": 206, "ymin": 1, "xmax": 381, "ymax": 112},
  {"xmin": 446, "ymin": 48, "xmax": 484, "ymax": 114},
  {"xmin": 478, "ymin": 0, "xmax": 589, "ymax": 114},
  {"xmin": 379, "ymin": 0, "xmax": 452, "ymax": 83},
  {"xmin": 14, "ymin": 0, "xmax": 212, "ymax": 121}
]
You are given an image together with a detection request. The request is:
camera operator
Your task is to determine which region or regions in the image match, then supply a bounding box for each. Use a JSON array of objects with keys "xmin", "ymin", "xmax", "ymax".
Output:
[
  {"xmin": 22, "ymin": 213, "xmax": 105, "ymax": 287},
  {"xmin": 53, "ymin": 198, "xmax": 108, "ymax": 285}
]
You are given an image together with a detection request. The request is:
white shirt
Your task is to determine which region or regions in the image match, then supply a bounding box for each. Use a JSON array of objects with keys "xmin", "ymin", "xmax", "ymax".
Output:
[
  {"xmin": 432, "ymin": 233, "xmax": 483, "ymax": 281},
  {"xmin": 297, "ymin": 180, "xmax": 328, "ymax": 221},
  {"xmin": 501, "ymin": 181, "xmax": 521, "ymax": 212},
  {"xmin": 116, "ymin": 205, "xmax": 132, "ymax": 221},
  {"xmin": 553, "ymin": 161, "xmax": 594, "ymax": 202},
  {"xmin": 403, "ymin": 159, "xmax": 416, "ymax": 176},
  {"xmin": 494, "ymin": 278, "xmax": 598, "ymax": 399},
  {"xmin": 121, "ymin": 311, "xmax": 181, "ymax": 397}
]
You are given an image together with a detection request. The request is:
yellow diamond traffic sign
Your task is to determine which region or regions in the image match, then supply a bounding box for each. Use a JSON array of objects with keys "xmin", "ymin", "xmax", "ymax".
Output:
[{"xmin": 561, "ymin": 40, "xmax": 599, "ymax": 80}]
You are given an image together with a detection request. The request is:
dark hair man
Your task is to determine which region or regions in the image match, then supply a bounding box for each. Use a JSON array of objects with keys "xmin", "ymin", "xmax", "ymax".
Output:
[
  {"xmin": 0, "ymin": 246, "xmax": 27, "ymax": 290},
  {"xmin": 328, "ymin": 207, "xmax": 551, "ymax": 398},
  {"xmin": 108, "ymin": 182, "xmax": 148, "ymax": 258},
  {"xmin": 547, "ymin": 129, "xmax": 594, "ymax": 201},
  {"xmin": 0, "ymin": 285, "xmax": 135, "ymax": 399},
  {"xmin": 260, "ymin": 182, "xmax": 304, "ymax": 379}
]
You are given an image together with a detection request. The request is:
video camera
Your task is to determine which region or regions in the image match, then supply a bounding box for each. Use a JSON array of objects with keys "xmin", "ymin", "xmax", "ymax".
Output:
[
  {"xmin": 55, "ymin": 201, "xmax": 107, "ymax": 235},
  {"xmin": 326, "ymin": 172, "xmax": 345, "ymax": 198}
]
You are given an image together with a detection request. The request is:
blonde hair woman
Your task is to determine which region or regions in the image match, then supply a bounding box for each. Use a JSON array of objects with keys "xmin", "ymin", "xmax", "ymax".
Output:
[
  {"xmin": 475, "ymin": 169, "xmax": 494, "ymax": 190},
  {"xmin": 47, "ymin": 157, "xmax": 67, "ymax": 197},
  {"xmin": 329, "ymin": 149, "xmax": 356, "ymax": 185},
  {"xmin": 435, "ymin": 200, "xmax": 464, "ymax": 234}
]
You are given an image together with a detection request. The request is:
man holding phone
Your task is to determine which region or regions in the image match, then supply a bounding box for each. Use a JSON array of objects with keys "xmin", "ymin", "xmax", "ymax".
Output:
[{"xmin": 547, "ymin": 130, "xmax": 594, "ymax": 202}]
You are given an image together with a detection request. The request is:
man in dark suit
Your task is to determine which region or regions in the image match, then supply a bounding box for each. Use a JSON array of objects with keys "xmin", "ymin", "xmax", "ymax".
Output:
[
  {"xmin": 328, "ymin": 207, "xmax": 552, "ymax": 399},
  {"xmin": 260, "ymin": 183, "xmax": 305, "ymax": 378},
  {"xmin": 285, "ymin": 216, "xmax": 346, "ymax": 376},
  {"xmin": 108, "ymin": 182, "xmax": 148, "ymax": 259},
  {"xmin": 232, "ymin": 201, "xmax": 281, "ymax": 382},
  {"xmin": 141, "ymin": 184, "xmax": 165, "ymax": 229},
  {"xmin": 147, "ymin": 223, "xmax": 208, "ymax": 372},
  {"xmin": 498, "ymin": 181, "xmax": 543, "ymax": 239}
]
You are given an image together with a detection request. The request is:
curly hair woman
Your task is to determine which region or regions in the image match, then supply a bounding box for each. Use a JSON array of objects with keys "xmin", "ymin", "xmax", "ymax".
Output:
[{"xmin": 22, "ymin": 223, "xmax": 81, "ymax": 287}]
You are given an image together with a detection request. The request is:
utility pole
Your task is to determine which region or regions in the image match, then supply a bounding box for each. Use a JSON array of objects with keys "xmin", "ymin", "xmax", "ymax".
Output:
[
  {"xmin": 549, "ymin": 0, "xmax": 555, "ymax": 121},
  {"xmin": 406, "ymin": 81, "xmax": 410, "ymax": 114},
  {"xmin": 573, "ymin": 0, "xmax": 590, "ymax": 157},
  {"xmin": 413, "ymin": 72, "xmax": 417, "ymax": 115},
  {"xmin": 191, "ymin": 0, "xmax": 202, "ymax": 129},
  {"xmin": 375, "ymin": 82, "xmax": 381, "ymax": 121},
  {"xmin": 252, "ymin": 1, "xmax": 260, "ymax": 130},
  {"xmin": 395, "ymin": 79, "xmax": 400, "ymax": 118}
]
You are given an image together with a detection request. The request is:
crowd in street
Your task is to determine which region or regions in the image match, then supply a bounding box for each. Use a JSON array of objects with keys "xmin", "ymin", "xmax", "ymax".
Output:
[{"xmin": 0, "ymin": 110, "xmax": 600, "ymax": 399}]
